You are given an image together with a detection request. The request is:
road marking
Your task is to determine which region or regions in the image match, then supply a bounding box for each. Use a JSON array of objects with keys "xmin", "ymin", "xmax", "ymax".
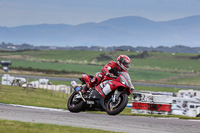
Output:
[
  {"xmin": 0, "ymin": 103, "xmax": 70, "ymax": 112},
  {"xmin": 157, "ymin": 117, "xmax": 179, "ymax": 120},
  {"xmin": 157, "ymin": 117, "xmax": 200, "ymax": 122},
  {"xmin": 188, "ymin": 120, "xmax": 200, "ymax": 122}
]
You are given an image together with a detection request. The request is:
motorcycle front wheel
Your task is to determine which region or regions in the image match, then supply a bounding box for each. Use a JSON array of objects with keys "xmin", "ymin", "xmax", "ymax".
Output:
[
  {"xmin": 105, "ymin": 93, "xmax": 128, "ymax": 115},
  {"xmin": 67, "ymin": 92, "xmax": 85, "ymax": 113}
]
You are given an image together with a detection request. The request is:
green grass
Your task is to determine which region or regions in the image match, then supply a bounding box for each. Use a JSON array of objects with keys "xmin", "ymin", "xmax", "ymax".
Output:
[
  {"xmin": 1, "ymin": 50, "xmax": 200, "ymax": 72},
  {"xmin": 133, "ymin": 58, "xmax": 200, "ymax": 72},
  {"xmin": 1, "ymin": 50, "xmax": 200, "ymax": 85},
  {"xmin": 134, "ymin": 85, "xmax": 181, "ymax": 92},
  {"xmin": 0, "ymin": 119, "xmax": 115, "ymax": 133},
  {"xmin": 0, "ymin": 85, "xmax": 199, "ymax": 120},
  {"xmin": 0, "ymin": 85, "xmax": 68, "ymax": 109},
  {"xmin": 9, "ymin": 59, "xmax": 101, "ymax": 75},
  {"xmin": 50, "ymin": 80, "xmax": 71, "ymax": 86},
  {"xmin": 168, "ymin": 75, "xmax": 200, "ymax": 85},
  {"xmin": 0, "ymin": 85, "xmax": 181, "ymax": 109},
  {"xmin": 0, "ymin": 50, "xmax": 105, "ymax": 62},
  {"xmin": 129, "ymin": 69, "xmax": 179, "ymax": 81},
  {"xmin": 4, "ymin": 59, "xmax": 181, "ymax": 81}
]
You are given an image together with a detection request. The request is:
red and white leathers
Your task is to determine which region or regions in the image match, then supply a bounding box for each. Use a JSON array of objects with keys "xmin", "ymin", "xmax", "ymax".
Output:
[
  {"xmin": 81, "ymin": 55, "xmax": 131, "ymax": 94},
  {"xmin": 81, "ymin": 61, "xmax": 126, "ymax": 93}
]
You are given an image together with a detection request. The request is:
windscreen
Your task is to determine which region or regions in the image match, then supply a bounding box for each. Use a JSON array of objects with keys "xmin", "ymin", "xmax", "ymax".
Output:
[{"xmin": 120, "ymin": 72, "xmax": 133, "ymax": 88}]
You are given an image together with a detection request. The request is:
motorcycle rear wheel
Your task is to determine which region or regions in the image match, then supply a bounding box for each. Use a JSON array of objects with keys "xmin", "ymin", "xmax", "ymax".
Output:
[
  {"xmin": 105, "ymin": 93, "xmax": 128, "ymax": 115},
  {"xmin": 67, "ymin": 92, "xmax": 85, "ymax": 113}
]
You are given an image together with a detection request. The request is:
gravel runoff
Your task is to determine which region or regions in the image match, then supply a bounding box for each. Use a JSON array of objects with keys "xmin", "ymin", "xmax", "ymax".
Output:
[{"xmin": 0, "ymin": 103, "xmax": 200, "ymax": 133}]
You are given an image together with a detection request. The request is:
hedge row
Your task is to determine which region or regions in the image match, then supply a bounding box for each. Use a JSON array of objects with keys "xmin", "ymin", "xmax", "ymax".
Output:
[{"xmin": 10, "ymin": 66, "xmax": 83, "ymax": 74}]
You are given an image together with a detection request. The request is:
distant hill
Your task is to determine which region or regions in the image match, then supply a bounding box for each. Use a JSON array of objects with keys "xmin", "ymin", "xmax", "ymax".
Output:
[{"xmin": 0, "ymin": 15, "xmax": 200, "ymax": 47}]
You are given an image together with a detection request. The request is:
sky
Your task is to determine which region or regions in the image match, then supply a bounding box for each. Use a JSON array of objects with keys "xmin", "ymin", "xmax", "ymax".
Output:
[{"xmin": 0, "ymin": 0, "xmax": 200, "ymax": 27}]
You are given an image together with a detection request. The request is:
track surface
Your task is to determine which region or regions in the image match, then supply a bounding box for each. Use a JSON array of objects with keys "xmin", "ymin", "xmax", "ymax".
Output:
[{"xmin": 0, "ymin": 104, "xmax": 200, "ymax": 133}]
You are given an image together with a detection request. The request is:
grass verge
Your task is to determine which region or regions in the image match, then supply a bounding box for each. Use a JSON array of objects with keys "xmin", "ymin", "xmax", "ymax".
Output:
[
  {"xmin": 0, "ymin": 119, "xmax": 115, "ymax": 133},
  {"xmin": 0, "ymin": 85, "xmax": 199, "ymax": 120},
  {"xmin": 0, "ymin": 84, "xmax": 180, "ymax": 109},
  {"xmin": 0, "ymin": 85, "xmax": 68, "ymax": 109}
]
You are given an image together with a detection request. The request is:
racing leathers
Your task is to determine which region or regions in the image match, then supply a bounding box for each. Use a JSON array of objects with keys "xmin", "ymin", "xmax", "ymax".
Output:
[{"xmin": 81, "ymin": 61, "xmax": 126, "ymax": 93}]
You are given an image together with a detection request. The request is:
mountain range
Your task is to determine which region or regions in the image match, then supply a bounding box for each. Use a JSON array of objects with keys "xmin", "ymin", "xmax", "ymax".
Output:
[{"xmin": 0, "ymin": 15, "xmax": 200, "ymax": 47}]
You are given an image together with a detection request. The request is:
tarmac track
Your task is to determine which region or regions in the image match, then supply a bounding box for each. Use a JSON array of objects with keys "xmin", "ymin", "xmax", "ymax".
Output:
[{"xmin": 0, "ymin": 103, "xmax": 200, "ymax": 133}]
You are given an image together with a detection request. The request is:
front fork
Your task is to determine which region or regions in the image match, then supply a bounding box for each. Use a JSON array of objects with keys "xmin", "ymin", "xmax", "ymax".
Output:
[{"xmin": 111, "ymin": 90, "xmax": 118, "ymax": 102}]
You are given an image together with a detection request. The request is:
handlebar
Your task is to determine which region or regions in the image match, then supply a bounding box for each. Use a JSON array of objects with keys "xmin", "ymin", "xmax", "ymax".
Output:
[
  {"xmin": 106, "ymin": 73, "xmax": 118, "ymax": 79},
  {"xmin": 109, "ymin": 75, "xmax": 118, "ymax": 79}
]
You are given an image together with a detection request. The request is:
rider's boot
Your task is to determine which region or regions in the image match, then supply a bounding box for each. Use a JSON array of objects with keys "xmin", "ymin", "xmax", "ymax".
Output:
[
  {"xmin": 79, "ymin": 83, "xmax": 92, "ymax": 102},
  {"xmin": 78, "ymin": 83, "xmax": 91, "ymax": 101},
  {"xmin": 80, "ymin": 87, "xmax": 87, "ymax": 96},
  {"xmin": 79, "ymin": 76, "xmax": 100, "ymax": 99}
]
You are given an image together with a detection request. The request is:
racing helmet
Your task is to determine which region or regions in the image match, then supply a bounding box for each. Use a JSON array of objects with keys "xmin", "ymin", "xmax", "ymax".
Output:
[{"xmin": 117, "ymin": 55, "xmax": 131, "ymax": 71}]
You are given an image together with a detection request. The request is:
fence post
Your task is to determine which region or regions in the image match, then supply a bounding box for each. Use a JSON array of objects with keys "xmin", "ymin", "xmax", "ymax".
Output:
[
  {"xmin": 46, "ymin": 83, "xmax": 48, "ymax": 92},
  {"xmin": 62, "ymin": 87, "xmax": 65, "ymax": 98},
  {"xmin": 26, "ymin": 78, "xmax": 29, "ymax": 95},
  {"xmin": 58, "ymin": 87, "xmax": 60, "ymax": 97},
  {"xmin": 38, "ymin": 81, "xmax": 40, "ymax": 89},
  {"xmin": 66, "ymin": 87, "xmax": 72, "ymax": 99},
  {"xmin": 53, "ymin": 86, "xmax": 55, "ymax": 96},
  {"xmin": 0, "ymin": 81, "xmax": 2, "ymax": 90},
  {"xmin": 51, "ymin": 85, "xmax": 53, "ymax": 97}
]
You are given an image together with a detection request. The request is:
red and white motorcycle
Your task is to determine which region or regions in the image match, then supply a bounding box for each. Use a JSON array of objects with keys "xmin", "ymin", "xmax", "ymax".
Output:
[{"xmin": 67, "ymin": 72, "xmax": 134, "ymax": 115}]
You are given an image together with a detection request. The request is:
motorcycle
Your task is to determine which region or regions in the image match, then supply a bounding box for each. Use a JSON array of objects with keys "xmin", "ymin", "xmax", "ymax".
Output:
[{"xmin": 67, "ymin": 72, "xmax": 134, "ymax": 115}]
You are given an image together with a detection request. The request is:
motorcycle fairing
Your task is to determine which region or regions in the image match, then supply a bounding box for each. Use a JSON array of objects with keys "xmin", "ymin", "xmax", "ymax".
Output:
[
  {"xmin": 95, "ymin": 85, "xmax": 105, "ymax": 98},
  {"xmin": 89, "ymin": 88, "xmax": 107, "ymax": 110},
  {"xmin": 95, "ymin": 80, "xmax": 127, "ymax": 98},
  {"xmin": 105, "ymin": 80, "xmax": 127, "ymax": 91}
]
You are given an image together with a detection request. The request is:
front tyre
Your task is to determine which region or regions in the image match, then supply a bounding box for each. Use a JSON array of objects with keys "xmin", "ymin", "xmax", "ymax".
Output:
[
  {"xmin": 67, "ymin": 92, "xmax": 84, "ymax": 113},
  {"xmin": 105, "ymin": 93, "xmax": 128, "ymax": 115}
]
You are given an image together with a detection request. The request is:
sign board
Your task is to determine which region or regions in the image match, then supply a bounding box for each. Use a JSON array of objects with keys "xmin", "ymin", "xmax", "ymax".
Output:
[{"xmin": 0, "ymin": 61, "xmax": 12, "ymax": 73}]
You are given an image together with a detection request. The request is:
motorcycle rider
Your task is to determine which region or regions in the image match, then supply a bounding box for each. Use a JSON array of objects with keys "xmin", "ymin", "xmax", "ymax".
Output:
[{"xmin": 80, "ymin": 55, "xmax": 132, "ymax": 95}]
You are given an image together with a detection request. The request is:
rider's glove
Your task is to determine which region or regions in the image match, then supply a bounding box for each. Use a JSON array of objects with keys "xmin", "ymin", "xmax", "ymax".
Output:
[{"xmin": 106, "ymin": 73, "xmax": 114, "ymax": 78}]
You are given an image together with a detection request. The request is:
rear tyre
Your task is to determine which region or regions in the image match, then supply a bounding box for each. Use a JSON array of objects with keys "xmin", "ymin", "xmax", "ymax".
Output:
[
  {"xmin": 67, "ymin": 92, "xmax": 84, "ymax": 113},
  {"xmin": 105, "ymin": 93, "xmax": 128, "ymax": 115}
]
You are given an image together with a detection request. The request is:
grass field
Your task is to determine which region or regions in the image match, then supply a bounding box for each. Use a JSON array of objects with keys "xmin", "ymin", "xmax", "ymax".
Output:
[
  {"xmin": 2, "ymin": 58, "xmax": 181, "ymax": 81},
  {"xmin": 0, "ymin": 50, "xmax": 200, "ymax": 85},
  {"xmin": 133, "ymin": 58, "xmax": 200, "ymax": 72},
  {"xmin": 168, "ymin": 75, "xmax": 200, "ymax": 86},
  {"xmin": 1, "ymin": 50, "xmax": 200, "ymax": 72},
  {"xmin": 0, "ymin": 119, "xmax": 115, "ymax": 133},
  {"xmin": 0, "ymin": 58, "xmax": 182, "ymax": 82}
]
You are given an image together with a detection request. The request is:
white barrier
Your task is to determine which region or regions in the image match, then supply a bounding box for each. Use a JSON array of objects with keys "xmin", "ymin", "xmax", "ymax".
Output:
[
  {"xmin": 32, "ymin": 84, "xmax": 71, "ymax": 94},
  {"xmin": 132, "ymin": 90, "xmax": 200, "ymax": 117}
]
